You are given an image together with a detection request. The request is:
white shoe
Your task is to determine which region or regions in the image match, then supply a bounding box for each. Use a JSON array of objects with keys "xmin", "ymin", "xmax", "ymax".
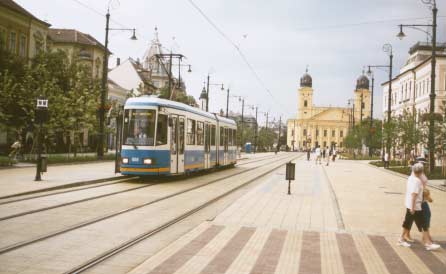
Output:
[
  {"xmin": 425, "ymin": 243, "xmax": 441, "ymax": 251},
  {"xmin": 397, "ymin": 239, "xmax": 411, "ymax": 247}
]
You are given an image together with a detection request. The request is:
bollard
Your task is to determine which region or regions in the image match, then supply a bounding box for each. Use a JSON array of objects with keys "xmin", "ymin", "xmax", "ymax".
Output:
[{"xmin": 285, "ymin": 161, "xmax": 295, "ymax": 195}]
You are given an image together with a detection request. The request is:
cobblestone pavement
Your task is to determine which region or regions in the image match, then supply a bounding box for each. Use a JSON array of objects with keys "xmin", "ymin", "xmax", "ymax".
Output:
[{"xmin": 130, "ymin": 158, "xmax": 446, "ymax": 274}]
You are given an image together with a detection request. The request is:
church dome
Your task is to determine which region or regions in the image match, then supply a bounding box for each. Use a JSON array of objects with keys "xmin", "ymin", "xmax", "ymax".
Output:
[
  {"xmin": 300, "ymin": 72, "xmax": 312, "ymax": 88},
  {"xmin": 356, "ymin": 75, "xmax": 369, "ymax": 90},
  {"xmin": 199, "ymin": 87, "xmax": 207, "ymax": 99}
]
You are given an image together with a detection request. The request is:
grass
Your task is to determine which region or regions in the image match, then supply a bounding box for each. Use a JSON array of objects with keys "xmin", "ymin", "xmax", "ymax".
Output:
[{"xmin": 0, "ymin": 156, "xmax": 15, "ymax": 166}]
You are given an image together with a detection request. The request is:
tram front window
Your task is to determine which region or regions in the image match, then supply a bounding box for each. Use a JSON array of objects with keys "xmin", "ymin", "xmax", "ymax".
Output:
[{"xmin": 123, "ymin": 109, "xmax": 156, "ymax": 146}]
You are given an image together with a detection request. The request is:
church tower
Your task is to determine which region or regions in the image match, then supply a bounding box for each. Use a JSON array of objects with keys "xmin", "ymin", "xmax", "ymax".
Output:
[
  {"xmin": 354, "ymin": 74, "xmax": 371, "ymax": 123},
  {"xmin": 297, "ymin": 69, "xmax": 313, "ymax": 120}
]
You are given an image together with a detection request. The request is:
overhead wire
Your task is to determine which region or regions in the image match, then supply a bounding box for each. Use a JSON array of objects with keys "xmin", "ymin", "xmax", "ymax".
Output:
[{"xmin": 185, "ymin": 0, "xmax": 287, "ymax": 115}]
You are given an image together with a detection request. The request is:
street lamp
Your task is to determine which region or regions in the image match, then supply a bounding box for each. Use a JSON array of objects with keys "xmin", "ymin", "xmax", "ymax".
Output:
[
  {"xmin": 98, "ymin": 9, "xmax": 137, "ymax": 159},
  {"xmin": 35, "ymin": 97, "xmax": 48, "ymax": 181},
  {"xmin": 396, "ymin": 0, "xmax": 437, "ymax": 172},
  {"xmin": 367, "ymin": 44, "xmax": 393, "ymax": 159},
  {"xmin": 205, "ymin": 74, "xmax": 224, "ymax": 112},
  {"xmin": 366, "ymin": 67, "xmax": 375, "ymax": 157}
]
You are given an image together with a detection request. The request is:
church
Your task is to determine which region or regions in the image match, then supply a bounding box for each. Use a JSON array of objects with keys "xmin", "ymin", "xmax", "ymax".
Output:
[{"xmin": 287, "ymin": 70, "xmax": 372, "ymax": 151}]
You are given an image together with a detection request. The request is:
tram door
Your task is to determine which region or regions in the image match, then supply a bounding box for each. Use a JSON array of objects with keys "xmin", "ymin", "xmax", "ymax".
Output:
[
  {"xmin": 204, "ymin": 123, "xmax": 211, "ymax": 169},
  {"xmin": 170, "ymin": 115, "xmax": 185, "ymax": 174}
]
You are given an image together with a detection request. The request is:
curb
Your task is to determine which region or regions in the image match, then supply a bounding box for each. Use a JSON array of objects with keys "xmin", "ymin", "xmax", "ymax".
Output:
[
  {"xmin": 0, "ymin": 159, "xmax": 115, "ymax": 170},
  {"xmin": 0, "ymin": 175, "xmax": 130, "ymax": 200}
]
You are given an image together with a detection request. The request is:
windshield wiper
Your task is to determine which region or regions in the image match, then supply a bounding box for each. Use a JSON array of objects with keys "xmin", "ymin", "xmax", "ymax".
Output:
[{"xmin": 129, "ymin": 139, "xmax": 138, "ymax": 150}]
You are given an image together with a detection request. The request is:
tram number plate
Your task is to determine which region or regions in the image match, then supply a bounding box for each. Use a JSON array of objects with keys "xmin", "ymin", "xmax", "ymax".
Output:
[{"xmin": 131, "ymin": 157, "xmax": 139, "ymax": 162}]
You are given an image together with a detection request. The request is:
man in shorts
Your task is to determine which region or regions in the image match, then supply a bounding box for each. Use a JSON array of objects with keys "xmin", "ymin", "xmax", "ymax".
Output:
[{"xmin": 398, "ymin": 163, "xmax": 440, "ymax": 250}]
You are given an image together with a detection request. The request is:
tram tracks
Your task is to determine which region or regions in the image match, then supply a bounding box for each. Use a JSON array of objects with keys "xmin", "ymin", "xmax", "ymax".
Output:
[
  {"xmin": 65, "ymin": 153, "xmax": 302, "ymax": 274},
  {"xmin": 0, "ymin": 154, "xmax": 284, "ymax": 222},
  {"xmin": 0, "ymin": 153, "xmax": 295, "ymax": 255}
]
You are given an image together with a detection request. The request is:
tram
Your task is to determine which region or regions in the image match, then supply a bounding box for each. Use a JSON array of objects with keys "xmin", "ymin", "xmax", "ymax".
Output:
[{"xmin": 120, "ymin": 96, "xmax": 237, "ymax": 176}]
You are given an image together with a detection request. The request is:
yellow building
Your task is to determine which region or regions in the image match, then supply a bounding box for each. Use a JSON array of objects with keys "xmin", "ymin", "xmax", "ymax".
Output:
[
  {"xmin": 0, "ymin": 0, "xmax": 50, "ymax": 58},
  {"xmin": 48, "ymin": 28, "xmax": 107, "ymax": 79},
  {"xmin": 287, "ymin": 70, "xmax": 371, "ymax": 151}
]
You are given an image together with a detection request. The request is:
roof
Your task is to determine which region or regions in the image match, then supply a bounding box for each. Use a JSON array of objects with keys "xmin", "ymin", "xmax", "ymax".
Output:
[
  {"xmin": 48, "ymin": 29, "xmax": 107, "ymax": 52},
  {"xmin": 125, "ymin": 96, "xmax": 237, "ymax": 126},
  {"xmin": 409, "ymin": 42, "xmax": 446, "ymax": 55},
  {"xmin": 0, "ymin": 0, "xmax": 50, "ymax": 26}
]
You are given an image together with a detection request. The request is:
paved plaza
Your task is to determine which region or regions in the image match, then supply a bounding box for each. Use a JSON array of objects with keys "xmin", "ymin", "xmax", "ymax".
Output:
[{"xmin": 130, "ymin": 158, "xmax": 446, "ymax": 274}]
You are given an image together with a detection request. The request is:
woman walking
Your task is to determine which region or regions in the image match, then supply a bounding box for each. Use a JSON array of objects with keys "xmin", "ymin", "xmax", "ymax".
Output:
[{"xmin": 398, "ymin": 163, "xmax": 440, "ymax": 251}]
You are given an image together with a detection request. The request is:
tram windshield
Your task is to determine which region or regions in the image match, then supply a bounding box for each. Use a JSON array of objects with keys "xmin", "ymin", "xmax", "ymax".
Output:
[{"xmin": 123, "ymin": 109, "xmax": 156, "ymax": 146}]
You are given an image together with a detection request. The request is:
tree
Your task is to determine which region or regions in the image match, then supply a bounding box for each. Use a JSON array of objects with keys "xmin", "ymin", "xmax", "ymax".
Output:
[
  {"xmin": 395, "ymin": 110, "xmax": 422, "ymax": 161},
  {"xmin": 256, "ymin": 127, "xmax": 276, "ymax": 151}
]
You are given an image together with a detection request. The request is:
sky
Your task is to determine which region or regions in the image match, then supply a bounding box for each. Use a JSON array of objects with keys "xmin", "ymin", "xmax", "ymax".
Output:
[{"xmin": 16, "ymin": 0, "xmax": 446, "ymax": 125}]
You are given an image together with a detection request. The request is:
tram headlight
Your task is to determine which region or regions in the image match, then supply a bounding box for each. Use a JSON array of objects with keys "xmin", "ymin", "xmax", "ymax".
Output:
[
  {"xmin": 143, "ymin": 158, "xmax": 152, "ymax": 165},
  {"xmin": 122, "ymin": 157, "xmax": 129, "ymax": 164}
]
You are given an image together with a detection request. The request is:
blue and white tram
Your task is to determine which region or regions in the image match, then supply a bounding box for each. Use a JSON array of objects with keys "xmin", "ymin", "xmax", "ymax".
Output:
[{"xmin": 120, "ymin": 96, "xmax": 238, "ymax": 176}]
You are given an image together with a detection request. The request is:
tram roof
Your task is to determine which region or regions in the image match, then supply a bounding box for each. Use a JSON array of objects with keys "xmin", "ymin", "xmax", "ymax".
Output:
[{"xmin": 125, "ymin": 96, "xmax": 237, "ymax": 126}]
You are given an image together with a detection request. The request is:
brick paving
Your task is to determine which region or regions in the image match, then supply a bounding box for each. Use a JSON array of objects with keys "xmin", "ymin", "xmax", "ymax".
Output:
[{"xmin": 129, "ymin": 158, "xmax": 446, "ymax": 274}]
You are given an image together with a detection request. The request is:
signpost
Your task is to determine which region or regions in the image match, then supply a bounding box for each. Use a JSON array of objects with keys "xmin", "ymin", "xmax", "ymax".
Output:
[{"xmin": 285, "ymin": 161, "xmax": 295, "ymax": 195}]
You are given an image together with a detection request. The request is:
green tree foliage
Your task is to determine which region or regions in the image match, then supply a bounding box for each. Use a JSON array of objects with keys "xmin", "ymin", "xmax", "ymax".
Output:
[
  {"xmin": 0, "ymin": 49, "xmax": 101, "ymax": 153},
  {"xmin": 395, "ymin": 110, "xmax": 422, "ymax": 159},
  {"xmin": 344, "ymin": 119, "xmax": 383, "ymax": 151}
]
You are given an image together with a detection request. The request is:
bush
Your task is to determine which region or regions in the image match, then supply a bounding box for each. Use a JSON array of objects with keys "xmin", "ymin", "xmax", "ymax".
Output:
[
  {"xmin": 388, "ymin": 166, "xmax": 446, "ymax": 180},
  {"xmin": 340, "ymin": 153, "xmax": 380, "ymax": 160},
  {"xmin": 23, "ymin": 153, "xmax": 115, "ymax": 164},
  {"xmin": 369, "ymin": 160, "xmax": 406, "ymax": 167}
]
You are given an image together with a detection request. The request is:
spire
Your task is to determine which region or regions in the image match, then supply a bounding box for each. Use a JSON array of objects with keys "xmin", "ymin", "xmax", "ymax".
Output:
[
  {"xmin": 153, "ymin": 26, "xmax": 160, "ymax": 44},
  {"xmin": 142, "ymin": 26, "xmax": 163, "ymax": 70},
  {"xmin": 305, "ymin": 64, "xmax": 309, "ymax": 73}
]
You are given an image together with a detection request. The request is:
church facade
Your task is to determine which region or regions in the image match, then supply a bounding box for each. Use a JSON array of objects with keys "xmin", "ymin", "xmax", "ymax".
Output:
[{"xmin": 287, "ymin": 70, "xmax": 371, "ymax": 151}]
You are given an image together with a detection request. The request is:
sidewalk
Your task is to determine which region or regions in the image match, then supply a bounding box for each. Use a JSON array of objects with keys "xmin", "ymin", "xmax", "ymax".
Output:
[
  {"xmin": 0, "ymin": 161, "xmax": 122, "ymax": 198},
  {"xmin": 129, "ymin": 158, "xmax": 446, "ymax": 274}
]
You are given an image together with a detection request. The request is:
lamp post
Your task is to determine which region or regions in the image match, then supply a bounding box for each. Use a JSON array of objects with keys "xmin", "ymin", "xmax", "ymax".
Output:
[
  {"xmin": 205, "ymin": 74, "xmax": 224, "ymax": 112},
  {"xmin": 98, "ymin": 9, "xmax": 137, "ymax": 159},
  {"xmin": 367, "ymin": 44, "xmax": 393, "ymax": 159},
  {"xmin": 225, "ymin": 88, "xmax": 230, "ymax": 118},
  {"xmin": 35, "ymin": 97, "xmax": 48, "ymax": 181},
  {"xmin": 396, "ymin": 0, "xmax": 437, "ymax": 172},
  {"xmin": 366, "ymin": 67, "xmax": 376, "ymax": 157}
]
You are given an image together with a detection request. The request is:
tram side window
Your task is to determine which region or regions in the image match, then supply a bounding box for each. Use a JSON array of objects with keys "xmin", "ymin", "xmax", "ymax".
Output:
[
  {"xmin": 220, "ymin": 127, "xmax": 224, "ymax": 146},
  {"xmin": 211, "ymin": 125, "xmax": 216, "ymax": 146},
  {"xmin": 225, "ymin": 128, "xmax": 229, "ymax": 147},
  {"xmin": 156, "ymin": 114, "xmax": 168, "ymax": 145},
  {"xmin": 197, "ymin": 122, "xmax": 204, "ymax": 145},
  {"xmin": 187, "ymin": 119, "xmax": 196, "ymax": 145}
]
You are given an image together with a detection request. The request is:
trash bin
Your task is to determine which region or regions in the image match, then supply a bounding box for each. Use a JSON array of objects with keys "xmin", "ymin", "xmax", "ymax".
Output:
[
  {"xmin": 245, "ymin": 143, "xmax": 252, "ymax": 154},
  {"xmin": 41, "ymin": 155, "xmax": 48, "ymax": 172}
]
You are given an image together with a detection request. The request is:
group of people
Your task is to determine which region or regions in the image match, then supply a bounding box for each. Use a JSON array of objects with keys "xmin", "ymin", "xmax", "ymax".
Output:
[
  {"xmin": 307, "ymin": 145, "xmax": 337, "ymax": 166},
  {"xmin": 399, "ymin": 161, "xmax": 441, "ymax": 251}
]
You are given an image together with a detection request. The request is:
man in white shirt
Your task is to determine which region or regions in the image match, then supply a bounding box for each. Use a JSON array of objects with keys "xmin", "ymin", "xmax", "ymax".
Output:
[
  {"xmin": 398, "ymin": 163, "xmax": 440, "ymax": 250},
  {"xmin": 315, "ymin": 146, "xmax": 321, "ymax": 165}
]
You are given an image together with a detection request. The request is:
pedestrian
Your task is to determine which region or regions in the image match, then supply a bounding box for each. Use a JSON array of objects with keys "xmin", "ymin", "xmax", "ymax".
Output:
[
  {"xmin": 326, "ymin": 146, "xmax": 331, "ymax": 166},
  {"xmin": 398, "ymin": 163, "xmax": 440, "ymax": 250},
  {"xmin": 332, "ymin": 148, "xmax": 337, "ymax": 162},
  {"xmin": 322, "ymin": 147, "xmax": 326, "ymax": 159},
  {"xmin": 406, "ymin": 160, "xmax": 436, "ymax": 246},
  {"xmin": 8, "ymin": 138, "xmax": 21, "ymax": 165},
  {"xmin": 307, "ymin": 148, "xmax": 310, "ymax": 161},
  {"xmin": 315, "ymin": 145, "xmax": 322, "ymax": 165},
  {"xmin": 384, "ymin": 151, "xmax": 389, "ymax": 169}
]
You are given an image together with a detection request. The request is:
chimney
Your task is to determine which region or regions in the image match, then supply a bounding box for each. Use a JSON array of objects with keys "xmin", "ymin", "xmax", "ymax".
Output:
[{"xmin": 116, "ymin": 57, "xmax": 120, "ymax": 66}]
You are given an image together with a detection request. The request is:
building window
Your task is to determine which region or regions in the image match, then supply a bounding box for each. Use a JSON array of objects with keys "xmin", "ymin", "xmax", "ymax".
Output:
[
  {"xmin": 324, "ymin": 130, "xmax": 327, "ymax": 137},
  {"xmin": 332, "ymin": 130, "xmax": 335, "ymax": 137},
  {"xmin": 340, "ymin": 130, "xmax": 343, "ymax": 137},
  {"xmin": 19, "ymin": 34, "xmax": 26, "ymax": 57},
  {"xmin": 9, "ymin": 32, "xmax": 17, "ymax": 53},
  {"xmin": 304, "ymin": 100, "xmax": 308, "ymax": 107}
]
